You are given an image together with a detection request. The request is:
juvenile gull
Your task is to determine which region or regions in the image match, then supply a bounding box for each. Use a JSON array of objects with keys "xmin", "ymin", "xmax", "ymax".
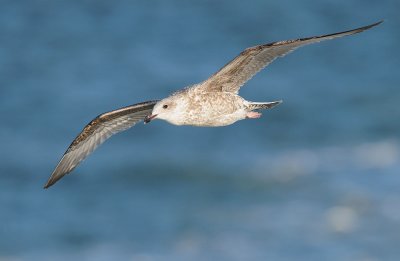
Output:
[{"xmin": 44, "ymin": 21, "xmax": 382, "ymax": 188}]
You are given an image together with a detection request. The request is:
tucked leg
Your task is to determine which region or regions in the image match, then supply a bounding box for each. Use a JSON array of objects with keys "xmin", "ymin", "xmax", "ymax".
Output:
[{"xmin": 246, "ymin": 111, "xmax": 262, "ymax": 119}]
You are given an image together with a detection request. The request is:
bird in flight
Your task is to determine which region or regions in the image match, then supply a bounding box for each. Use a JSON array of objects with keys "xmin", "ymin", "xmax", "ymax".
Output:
[{"xmin": 44, "ymin": 21, "xmax": 382, "ymax": 188}]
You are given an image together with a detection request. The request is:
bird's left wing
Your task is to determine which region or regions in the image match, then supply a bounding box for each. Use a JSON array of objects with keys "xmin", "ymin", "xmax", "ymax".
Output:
[
  {"xmin": 44, "ymin": 100, "xmax": 159, "ymax": 188},
  {"xmin": 200, "ymin": 21, "xmax": 382, "ymax": 94}
]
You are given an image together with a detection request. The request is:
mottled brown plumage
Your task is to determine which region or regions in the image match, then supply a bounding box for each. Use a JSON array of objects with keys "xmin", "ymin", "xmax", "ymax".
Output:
[
  {"xmin": 45, "ymin": 21, "xmax": 381, "ymax": 188},
  {"xmin": 44, "ymin": 101, "xmax": 158, "ymax": 188},
  {"xmin": 202, "ymin": 21, "xmax": 382, "ymax": 94}
]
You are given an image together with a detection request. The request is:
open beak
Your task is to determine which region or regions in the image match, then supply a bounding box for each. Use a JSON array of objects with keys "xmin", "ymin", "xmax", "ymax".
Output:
[{"xmin": 144, "ymin": 114, "xmax": 157, "ymax": 124}]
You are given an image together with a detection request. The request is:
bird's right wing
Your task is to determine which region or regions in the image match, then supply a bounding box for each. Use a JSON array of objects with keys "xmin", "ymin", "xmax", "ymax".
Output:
[
  {"xmin": 200, "ymin": 21, "xmax": 382, "ymax": 94},
  {"xmin": 44, "ymin": 100, "xmax": 159, "ymax": 188}
]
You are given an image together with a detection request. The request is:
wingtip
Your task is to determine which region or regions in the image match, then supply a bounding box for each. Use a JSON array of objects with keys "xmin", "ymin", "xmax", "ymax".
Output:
[
  {"xmin": 358, "ymin": 20, "xmax": 384, "ymax": 33},
  {"xmin": 346, "ymin": 20, "xmax": 383, "ymax": 36},
  {"xmin": 367, "ymin": 20, "xmax": 384, "ymax": 29},
  {"xmin": 43, "ymin": 178, "xmax": 54, "ymax": 189},
  {"xmin": 43, "ymin": 169, "xmax": 64, "ymax": 189},
  {"xmin": 43, "ymin": 168, "xmax": 68, "ymax": 189}
]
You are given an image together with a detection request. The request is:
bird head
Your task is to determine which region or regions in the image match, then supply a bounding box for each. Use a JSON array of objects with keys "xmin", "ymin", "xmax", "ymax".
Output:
[{"xmin": 144, "ymin": 96, "xmax": 183, "ymax": 125}]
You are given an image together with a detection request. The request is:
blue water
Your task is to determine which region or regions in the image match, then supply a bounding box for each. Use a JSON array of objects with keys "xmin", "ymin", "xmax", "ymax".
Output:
[{"xmin": 1, "ymin": 0, "xmax": 399, "ymax": 260}]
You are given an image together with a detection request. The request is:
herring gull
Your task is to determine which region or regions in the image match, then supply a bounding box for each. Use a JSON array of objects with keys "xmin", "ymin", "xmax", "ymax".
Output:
[{"xmin": 44, "ymin": 21, "xmax": 382, "ymax": 188}]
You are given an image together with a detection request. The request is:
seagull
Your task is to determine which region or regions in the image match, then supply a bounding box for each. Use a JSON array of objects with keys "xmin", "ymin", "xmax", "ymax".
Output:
[{"xmin": 44, "ymin": 21, "xmax": 382, "ymax": 188}]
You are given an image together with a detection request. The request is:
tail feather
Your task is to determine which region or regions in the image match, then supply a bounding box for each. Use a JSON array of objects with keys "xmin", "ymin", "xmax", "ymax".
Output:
[{"xmin": 248, "ymin": 100, "xmax": 282, "ymax": 110}]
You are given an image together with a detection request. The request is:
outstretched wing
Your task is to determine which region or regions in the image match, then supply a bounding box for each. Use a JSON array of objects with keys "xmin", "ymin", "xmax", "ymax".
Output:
[
  {"xmin": 44, "ymin": 100, "xmax": 159, "ymax": 188},
  {"xmin": 201, "ymin": 21, "xmax": 382, "ymax": 94}
]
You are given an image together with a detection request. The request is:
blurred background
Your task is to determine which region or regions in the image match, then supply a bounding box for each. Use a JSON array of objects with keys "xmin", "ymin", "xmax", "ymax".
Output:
[{"xmin": 0, "ymin": 0, "xmax": 399, "ymax": 260}]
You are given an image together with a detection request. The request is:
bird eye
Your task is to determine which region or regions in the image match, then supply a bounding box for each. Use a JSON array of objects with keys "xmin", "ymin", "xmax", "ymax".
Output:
[{"xmin": 163, "ymin": 104, "xmax": 168, "ymax": 109}]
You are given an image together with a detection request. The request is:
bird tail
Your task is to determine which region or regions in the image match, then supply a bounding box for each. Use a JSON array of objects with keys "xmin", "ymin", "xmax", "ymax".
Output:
[{"xmin": 247, "ymin": 100, "xmax": 283, "ymax": 110}]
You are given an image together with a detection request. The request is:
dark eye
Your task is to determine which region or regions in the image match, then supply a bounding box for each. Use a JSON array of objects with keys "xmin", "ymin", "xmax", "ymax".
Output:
[{"xmin": 163, "ymin": 104, "xmax": 168, "ymax": 109}]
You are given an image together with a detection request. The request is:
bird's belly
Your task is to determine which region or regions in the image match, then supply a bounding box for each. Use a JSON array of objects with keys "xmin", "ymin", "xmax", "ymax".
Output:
[
  {"xmin": 182, "ymin": 109, "xmax": 247, "ymax": 127},
  {"xmin": 169, "ymin": 92, "xmax": 247, "ymax": 127}
]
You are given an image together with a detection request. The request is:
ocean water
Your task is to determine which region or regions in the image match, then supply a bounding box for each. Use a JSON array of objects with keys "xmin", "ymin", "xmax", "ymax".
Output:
[{"xmin": 0, "ymin": 0, "xmax": 399, "ymax": 260}]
